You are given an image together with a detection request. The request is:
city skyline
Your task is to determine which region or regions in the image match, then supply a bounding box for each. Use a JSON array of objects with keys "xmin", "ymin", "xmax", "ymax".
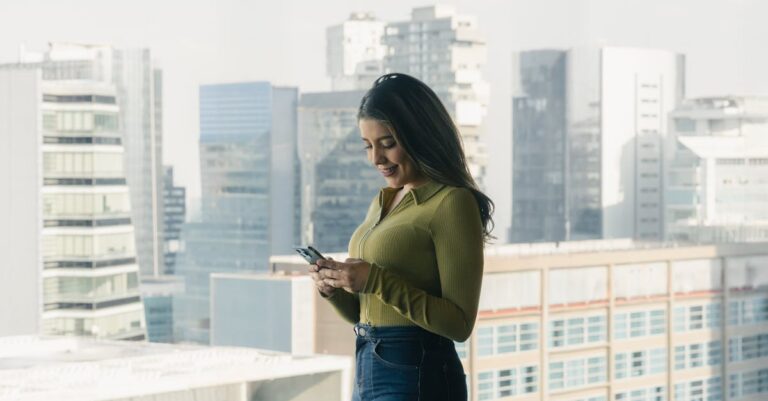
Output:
[{"xmin": 3, "ymin": 0, "xmax": 768, "ymax": 238}]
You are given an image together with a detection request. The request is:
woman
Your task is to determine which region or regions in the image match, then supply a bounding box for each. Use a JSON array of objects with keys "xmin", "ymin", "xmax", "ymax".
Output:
[{"xmin": 308, "ymin": 73, "xmax": 494, "ymax": 401}]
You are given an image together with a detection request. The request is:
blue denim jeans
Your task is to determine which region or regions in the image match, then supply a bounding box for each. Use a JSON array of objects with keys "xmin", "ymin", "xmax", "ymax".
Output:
[{"xmin": 351, "ymin": 323, "xmax": 467, "ymax": 401}]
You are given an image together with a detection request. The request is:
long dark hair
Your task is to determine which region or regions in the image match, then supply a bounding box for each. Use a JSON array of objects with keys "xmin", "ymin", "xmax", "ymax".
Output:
[{"xmin": 358, "ymin": 73, "xmax": 495, "ymax": 243}]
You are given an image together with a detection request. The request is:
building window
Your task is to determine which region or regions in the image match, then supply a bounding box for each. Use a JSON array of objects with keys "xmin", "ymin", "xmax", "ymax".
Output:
[
  {"xmin": 454, "ymin": 341, "xmax": 468, "ymax": 359},
  {"xmin": 630, "ymin": 311, "xmax": 647, "ymax": 337},
  {"xmin": 566, "ymin": 359, "xmax": 585, "ymax": 388},
  {"xmin": 497, "ymin": 369, "xmax": 516, "ymax": 398},
  {"xmin": 477, "ymin": 371, "xmax": 494, "ymax": 401},
  {"xmin": 496, "ymin": 324, "xmax": 516, "ymax": 354},
  {"xmin": 568, "ymin": 317, "xmax": 585, "ymax": 346},
  {"xmin": 551, "ymin": 320, "xmax": 565, "ymax": 347},
  {"xmin": 631, "ymin": 351, "xmax": 646, "ymax": 377},
  {"xmin": 549, "ymin": 362, "xmax": 564, "ymax": 390},
  {"xmin": 615, "ymin": 313, "xmax": 629, "ymax": 339},
  {"xmin": 588, "ymin": 315, "xmax": 607, "ymax": 342},
  {"xmin": 520, "ymin": 323, "xmax": 539, "ymax": 351},
  {"xmin": 522, "ymin": 365, "xmax": 538, "ymax": 394},
  {"xmin": 587, "ymin": 356, "xmax": 606, "ymax": 384},
  {"xmin": 650, "ymin": 310, "xmax": 666, "ymax": 335},
  {"xmin": 675, "ymin": 346, "xmax": 686, "ymax": 370},
  {"xmin": 477, "ymin": 327, "xmax": 493, "ymax": 357},
  {"xmin": 689, "ymin": 344, "xmax": 703, "ymax": 368},
  {"xmin": 616, "ymin": 353, "xmax": 628, "ymax": 379},
  {"xmin": 707, "ymin": 340, "xmax": 722, "ymax": 366},
  {"xmin": 650, "ymin": 348, "xmax": 667, "ymax": 374}
]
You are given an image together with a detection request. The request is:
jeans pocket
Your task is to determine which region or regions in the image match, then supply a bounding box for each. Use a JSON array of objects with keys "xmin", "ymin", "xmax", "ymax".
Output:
[{"xmin": 371, "ymin": 338, "xmax": 422, "ymax": 371}]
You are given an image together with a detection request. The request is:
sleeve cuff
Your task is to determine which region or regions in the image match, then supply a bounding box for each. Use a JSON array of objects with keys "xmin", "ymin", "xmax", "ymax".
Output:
[
  {"xmin": 361, "ymin": 262, "xmax": 382, "ymax": 294},
  {"xmin": 319, "ymin": 289, "xmax": 337, "ymax": 299}
]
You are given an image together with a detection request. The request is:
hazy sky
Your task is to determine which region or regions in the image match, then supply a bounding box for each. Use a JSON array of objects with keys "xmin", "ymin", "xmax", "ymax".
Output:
[{"xmin": 1, "ymin": 0, "xmax": 766, "ymax": 238}]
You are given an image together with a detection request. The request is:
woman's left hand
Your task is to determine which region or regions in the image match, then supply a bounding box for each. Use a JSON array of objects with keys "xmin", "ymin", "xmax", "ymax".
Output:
[{"xmin": 316, "ymin": 258, "xmax": 371, "ymax": 293}]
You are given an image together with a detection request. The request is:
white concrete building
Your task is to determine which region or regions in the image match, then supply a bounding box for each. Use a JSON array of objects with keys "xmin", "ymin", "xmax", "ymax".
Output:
[
  {"xmin": 383, "ymin": 5, "xmax": 490, "ymax": 187},
  {"xmin": 0, "ymin": 336, "xmax": 352, "ymax": 401},
  {"xmin": 25, "ymin": 42, "xmax": 166, "ymax": 278},
  {"xmin": 326, "ymin": 12, "xmax": 385, "ymax": 91},
  {"xmin": 0, "ymin": 65, "xmax": 146, "ymax": 340},
  {"xmin": 665, "ymin": 96, "xmax": 768, "ymax": 243}
]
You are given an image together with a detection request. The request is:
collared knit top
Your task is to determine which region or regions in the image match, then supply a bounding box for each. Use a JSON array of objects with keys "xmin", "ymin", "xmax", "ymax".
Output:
[{"xmin": 324, "ymin": 180, "xmax": 484, "ymax": 342}]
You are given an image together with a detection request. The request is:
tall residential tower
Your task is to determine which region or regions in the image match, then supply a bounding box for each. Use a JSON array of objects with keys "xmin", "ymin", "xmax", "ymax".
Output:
[{"xmin": 383, "ymin": 5, "xmax": 490, "ymax": 187}]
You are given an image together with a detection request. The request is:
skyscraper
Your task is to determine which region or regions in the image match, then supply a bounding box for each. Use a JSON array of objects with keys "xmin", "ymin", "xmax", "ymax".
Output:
[
  {"xmin": 383, "ymin": 5, "xmax": 489, "ymax": 187},
  {"xmin": 298, "ymin": 90, "xmax": 382, "ymax": 251},
  {"xmin": 173, "ymin": 82, "xmax": 300, "ymax": 344},
  {"xmin": 665, "ymin": 96, "xmax": 768, "ymax": 242},
  {"xmin": 26, "ymin": 43, "xmax": 165, "ymax": 277},
  {"xmin": 511, "ymin": 47, "xmax": 685, "ymax": 243},
  {"xmin": 0, "ymin": 64, "xmax": 146, "ymax": 340},
  {"xmin": 162, "ymin": 166, "xmax": 185, "ymax": 273},
  {"xmin": 326, "ymin": 12, "xmax": 385, "ymax": 91}
]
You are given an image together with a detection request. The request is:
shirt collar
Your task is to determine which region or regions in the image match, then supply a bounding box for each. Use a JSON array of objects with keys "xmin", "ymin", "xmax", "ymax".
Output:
[{"xmin": 379, "ymin": 180, "xmax": 446, "ymax": 206}]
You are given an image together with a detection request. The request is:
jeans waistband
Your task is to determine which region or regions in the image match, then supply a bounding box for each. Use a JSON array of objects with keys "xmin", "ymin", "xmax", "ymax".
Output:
[{"xmin": 353, "ymin": 323, "xmax": 452, "ymax": 346}]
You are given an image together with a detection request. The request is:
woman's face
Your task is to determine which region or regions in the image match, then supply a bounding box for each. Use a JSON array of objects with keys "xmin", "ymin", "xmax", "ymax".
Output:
[{"xmin": 359, "ymin": 118, "xmax": 425, "ymax": 190}]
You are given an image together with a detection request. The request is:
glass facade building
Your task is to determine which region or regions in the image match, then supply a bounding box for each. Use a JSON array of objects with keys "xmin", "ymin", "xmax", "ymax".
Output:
[
  {"xmin": 511, "ymin": 47, "xmax": 685, "ymax": 243},
  {"xmin": 173, "ymin": 82, "xmax": 300, "ymax": 344},
  {"xmin": 162, "ymin": 166, "xmax": 185, "ymax": 273},
  {"xmin": 298, "ymin": 91, "xmax": 382, "ymax": 252}
]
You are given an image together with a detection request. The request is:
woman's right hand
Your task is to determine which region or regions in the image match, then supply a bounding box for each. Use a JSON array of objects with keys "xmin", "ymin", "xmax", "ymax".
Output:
[{"xmin": 309, "ymin": 257, "xmax": 336, "ymax": 297}]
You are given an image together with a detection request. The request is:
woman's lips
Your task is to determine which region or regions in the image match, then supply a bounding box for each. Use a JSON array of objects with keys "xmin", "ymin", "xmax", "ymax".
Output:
[{"xmin": 380, "ymin": 165, "xmax": 398, "ymax": 177}]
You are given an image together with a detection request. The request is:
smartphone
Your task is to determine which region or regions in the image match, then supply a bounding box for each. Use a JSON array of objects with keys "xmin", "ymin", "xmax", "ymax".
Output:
[{"xmin": 294, "ymin": 245, "xmax": 326, "ymax": 265}]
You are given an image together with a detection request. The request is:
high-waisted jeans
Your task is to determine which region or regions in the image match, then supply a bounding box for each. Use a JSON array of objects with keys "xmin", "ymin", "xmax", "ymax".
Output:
[{"xmin": 351, "ymin": 323, "xmax": 467, "ymax": 401}]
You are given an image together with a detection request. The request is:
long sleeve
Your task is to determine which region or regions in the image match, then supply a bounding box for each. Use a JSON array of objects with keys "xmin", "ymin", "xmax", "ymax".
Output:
[
  {"xmin": 324, "ymin": 289, "xmax": 361, "ymax": 325},
  {"xmin": 360, "ymin": 188, "xmax": 484, "ymax": 341}
]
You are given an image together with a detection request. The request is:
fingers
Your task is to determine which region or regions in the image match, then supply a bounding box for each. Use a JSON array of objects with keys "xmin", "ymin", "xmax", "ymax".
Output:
[
  {"xmin": 316, "ymin": 259, "xmax": 335, "ymax": 269},
  {"xmin": 318, "ymin": 268, "xmax": 342, "ymax": 280}
]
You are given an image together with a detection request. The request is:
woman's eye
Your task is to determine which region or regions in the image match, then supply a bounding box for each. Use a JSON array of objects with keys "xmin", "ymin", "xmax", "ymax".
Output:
[{"xmin": 382, "ymin": 142, "xmax": 395, "ymax": 149}]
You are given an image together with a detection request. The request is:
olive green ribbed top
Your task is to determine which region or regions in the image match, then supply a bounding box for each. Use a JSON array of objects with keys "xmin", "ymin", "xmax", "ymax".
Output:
[{"xmin": 324, "ymin": 180, "xmax": 484, "ymax": 342}]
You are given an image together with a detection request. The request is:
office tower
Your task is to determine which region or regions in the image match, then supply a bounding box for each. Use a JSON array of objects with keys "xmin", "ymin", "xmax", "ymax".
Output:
[
  {"xmin": 270, "ymin": 240, "xmax": 768, "ymax": 401},
  {"xmin": 298, "ymin": 90, "xmax": 382, "ymax": 251},
  {"xmin": 162, "ymin": 166, "xmax": 185, "ymax": 273},
  {"xmin": 140, "ymin": 275, "xmax": 183, "ymax": 343},
  {"xmin": 327, "ymin": 12, "xmax": 385, "ymax": 91},
  {"xmin": 511, "ymin": 47, "xmax": 685, "ymax": 243},
  {"xmin": 666, "ymin": 96, "xmax": 768, "ymax": 243},
  {"xmin": 28, "ymin": 43, "xmax": 165, "ymax": 277},
  {"xmin": 382, "ymin": 5, "xmax": 489, "ymax": 187},
  {"xmin": 0, "ymin": 64, "xmax": 146, "ymax": 340},
  {"xmin": 173, "ymin": 82, "xmax": 300, "ymax": 344},
  {"xmin": 0, "ymin": 336, "xmax": 353, "ymax": 401}
]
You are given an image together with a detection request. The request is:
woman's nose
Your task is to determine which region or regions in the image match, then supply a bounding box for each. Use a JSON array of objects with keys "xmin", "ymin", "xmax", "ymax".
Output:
[{"xmin": 371, "ymin": 148, "xmax": 387, "ymax": 164}]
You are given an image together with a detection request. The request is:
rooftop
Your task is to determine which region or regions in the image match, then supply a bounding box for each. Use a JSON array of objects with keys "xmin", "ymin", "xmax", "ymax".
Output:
[{"xmin": 0, "ymin": 336, "xmax": 351, "ymax": 401}]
